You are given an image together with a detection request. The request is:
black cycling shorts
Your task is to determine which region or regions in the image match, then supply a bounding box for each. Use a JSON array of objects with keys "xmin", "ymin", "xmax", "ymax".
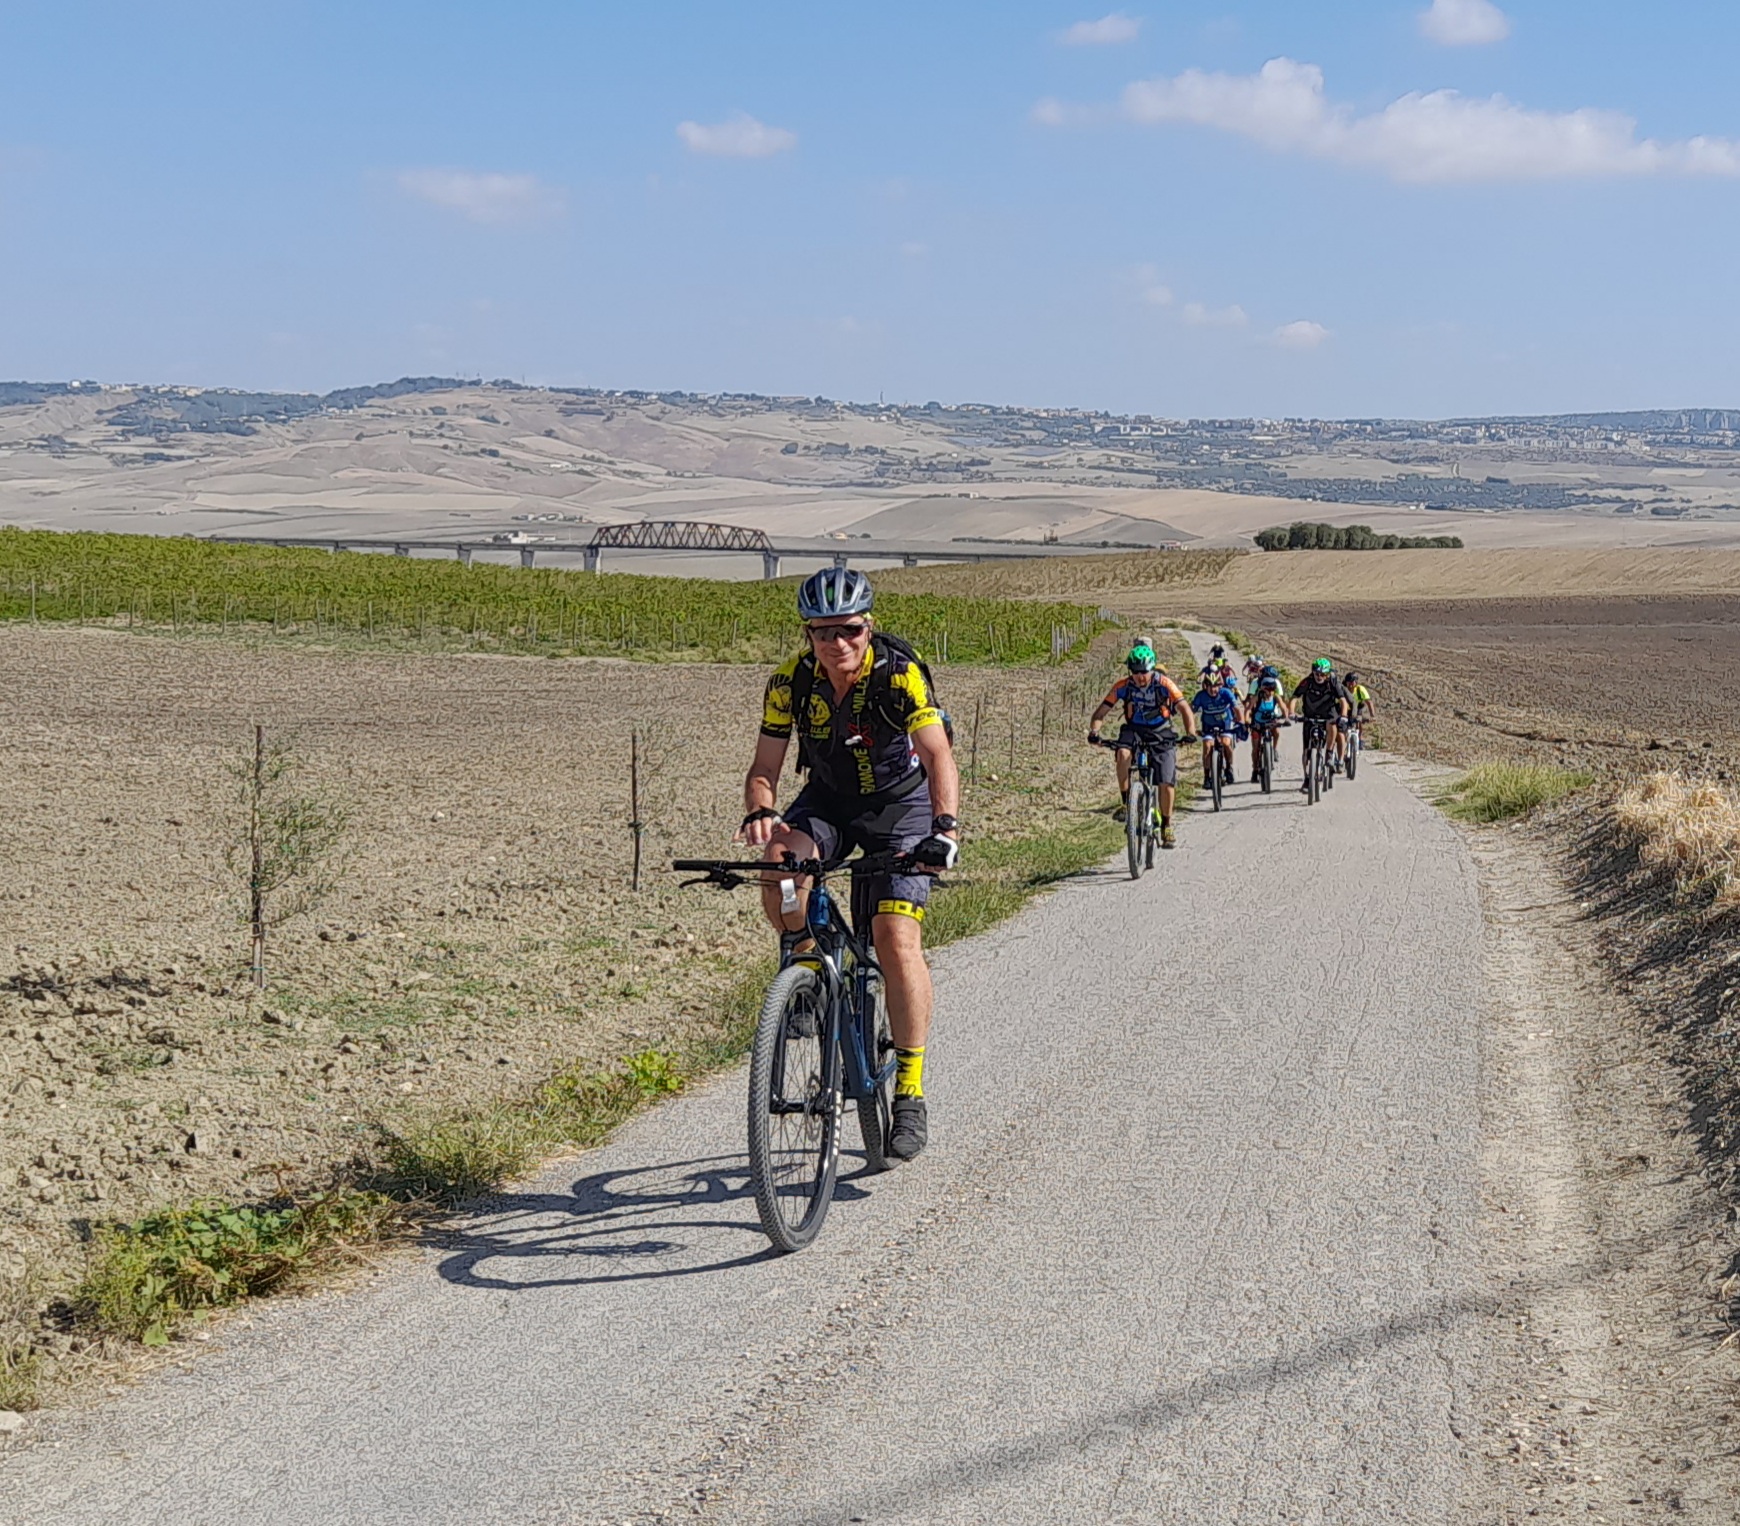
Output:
[
  {"xmin": 781, "ymin": 783, "xmax": 933, "ymax": 923},
  {"xmin": 1114, "ymin": 725, "xmax": 1178, "ymax": 786}
]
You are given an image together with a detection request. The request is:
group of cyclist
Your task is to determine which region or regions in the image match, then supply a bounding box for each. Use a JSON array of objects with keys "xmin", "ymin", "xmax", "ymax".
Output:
[
  {"xmin": 730, "ymin": 565, "xmax": 1377, "ymax": 1166},
  {"xmin": 1089, "ymin": 640, "xmax": 1375, "ymax": 805}
]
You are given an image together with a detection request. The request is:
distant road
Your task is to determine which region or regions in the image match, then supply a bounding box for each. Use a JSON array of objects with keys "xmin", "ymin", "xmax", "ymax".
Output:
[{"xmin": 5, "ymin": 718, "xmax": 1488, "ymax": 1524}]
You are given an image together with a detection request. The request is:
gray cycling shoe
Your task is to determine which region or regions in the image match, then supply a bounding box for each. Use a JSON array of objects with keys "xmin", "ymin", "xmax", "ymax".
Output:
[{"xmin": 889, "ymin": 1096, "xmax": 929, "ymax": 1161}]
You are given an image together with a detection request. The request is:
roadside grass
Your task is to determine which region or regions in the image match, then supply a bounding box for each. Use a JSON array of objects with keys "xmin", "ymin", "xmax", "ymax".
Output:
[
  {"xmin": 72, "ymin": 1194, "xmax": 403, "ymax": 1349},
  {"xmin": 1437, "ymin": 762, "xmax": 1594, "ymax": 823},
  {"xmin": 0, "ymin": 1265, "xmax": 46, "ymax": 1411},
  {"xmin": 1614, "ymin": 771, "xmax": 1740, "ymax": 909}
]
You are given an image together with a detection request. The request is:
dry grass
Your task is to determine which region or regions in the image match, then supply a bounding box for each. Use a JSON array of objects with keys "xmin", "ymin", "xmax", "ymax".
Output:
[
  {"xmin": 1614, "ymin": 772, "xmax": 1740, "ymax": 908},
  {"xmin": 876, "ymin": 548, "xmax": 1239, "ymax": 599}
]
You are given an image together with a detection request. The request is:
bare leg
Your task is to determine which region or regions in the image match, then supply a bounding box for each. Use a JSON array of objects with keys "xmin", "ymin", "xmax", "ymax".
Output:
[
  {"xmin": 873, "ymin": 914, "xmax": 931, "ymax": 1052},
  {"xmin": 1114, "ymin": 747, "xmax": 1132, "ymax": 796},
  {"xmin": 758, "ymin": 824, "xmax": 818, "ymax": 934}
]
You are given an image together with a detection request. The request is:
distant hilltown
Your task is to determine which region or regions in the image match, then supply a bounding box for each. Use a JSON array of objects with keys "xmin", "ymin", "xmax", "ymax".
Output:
[{"xmin": 5, "ymin": 376, "xmax": 1738, "ymax": 518}]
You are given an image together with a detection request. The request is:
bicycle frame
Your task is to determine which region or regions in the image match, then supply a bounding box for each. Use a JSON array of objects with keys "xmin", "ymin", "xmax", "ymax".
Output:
[{"xmin": 793, "ymin": 875, "xmax": 892, "ymax": 1107}]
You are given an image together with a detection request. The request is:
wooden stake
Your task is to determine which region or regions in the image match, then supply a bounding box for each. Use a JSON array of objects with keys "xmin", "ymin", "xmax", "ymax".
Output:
[
  {"xmin": 630, "ymin": 729, "xmax": 645, "ymax": 892},
  {"xmin": 250, "ymin": 724, "xmax": 267, "ymax": 991}
]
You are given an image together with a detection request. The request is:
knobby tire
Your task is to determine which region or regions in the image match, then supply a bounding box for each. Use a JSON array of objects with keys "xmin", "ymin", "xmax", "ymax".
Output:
[
  {"xmin": 1126, "ymin": 772, "xmax": 1145, "ymax": 880},
  {"xmin": 748, "ymin": 963, "xmax": 839, "ymax": 1253},
  {"xmin": 854, "ymin": 969, "xmax": 895, "ymax": 1174},
  {"xmin": 1345, "ymin": 729, "xmax": 1359, "ymax": 781}
]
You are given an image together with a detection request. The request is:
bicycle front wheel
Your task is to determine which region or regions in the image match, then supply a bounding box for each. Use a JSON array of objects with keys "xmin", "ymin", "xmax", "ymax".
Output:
[
  {"xmin": 1126, "ymin": 774, "xmax": 1145, "ymax": 880},
  {"xmin": 1345, "ymin": 729, "xmax": 1359, "ymax": 781},
  {"xmin": 1260, "ymin": 737, "xmax": 1273, "ymax": 794},
  {"xmin": 748, "ymin": 964, "xmax": 840, "ymax": 1253},
  {"xmin": 1210, "ymin": 749, "xmax": 1224, "ymax": 812}
]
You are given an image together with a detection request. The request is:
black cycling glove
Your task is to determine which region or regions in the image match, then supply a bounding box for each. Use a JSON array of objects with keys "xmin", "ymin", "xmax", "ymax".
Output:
[{"xmin": 910, "ymin": 834, "xmax": 959, "ymax": 871}]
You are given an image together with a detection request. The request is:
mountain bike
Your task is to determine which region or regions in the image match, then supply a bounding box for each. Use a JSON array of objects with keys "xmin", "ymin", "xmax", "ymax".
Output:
[
  {"xmin": 1091, "ymin": 734, "xmax": 1164, "ymax": 877},
  {"xmin": 673, "ymin": 850, "xmax": 929, "ymax": 1253},
  {"xmin": 1342, "ymin": 717, "xmax": 1362, "ymax": 781},
  {"xmin": 1302, "ymin": 718, "xmax": 1333, "ymax": 805}
]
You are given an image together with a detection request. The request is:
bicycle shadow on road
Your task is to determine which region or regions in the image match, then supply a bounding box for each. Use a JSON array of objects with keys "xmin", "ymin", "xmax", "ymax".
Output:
[{"xmin": 428, "ymin": 1151, "xmax": 883, "ymax": 1292}]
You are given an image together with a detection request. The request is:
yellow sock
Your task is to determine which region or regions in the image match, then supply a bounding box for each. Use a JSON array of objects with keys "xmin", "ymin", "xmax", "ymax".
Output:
[{"xmin": 895, "ymin": 1046, "xmax": 925, "ymax": 1099}]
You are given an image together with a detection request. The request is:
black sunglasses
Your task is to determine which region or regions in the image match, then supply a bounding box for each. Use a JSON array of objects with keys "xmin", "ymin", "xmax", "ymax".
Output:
[{"xmin": 807, "ymin": 622, "xmax": 870, "ymax": 643}]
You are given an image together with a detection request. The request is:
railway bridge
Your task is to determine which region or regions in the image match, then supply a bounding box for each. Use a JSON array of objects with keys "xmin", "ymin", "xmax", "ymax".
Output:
[{"xmin": 205, "ymin": 520, "xmax": 1091, "ymax": 577}]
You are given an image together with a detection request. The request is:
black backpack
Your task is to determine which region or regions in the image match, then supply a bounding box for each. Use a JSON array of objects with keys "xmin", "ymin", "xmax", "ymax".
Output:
[{"xmin": 789, "ymin": 632, "xmax": 952, "ymax": 774}]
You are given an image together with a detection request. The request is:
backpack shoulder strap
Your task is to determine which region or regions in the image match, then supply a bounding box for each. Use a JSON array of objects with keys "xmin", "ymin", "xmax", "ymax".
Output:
[{"xmin": 788, "ymin": 650, "xmax": 819, "ymax": 770}]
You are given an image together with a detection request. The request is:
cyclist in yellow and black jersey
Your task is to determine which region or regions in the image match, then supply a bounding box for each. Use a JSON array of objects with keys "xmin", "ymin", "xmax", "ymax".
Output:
[{"xmin": 740, "ymin": 567, "xmax": 960, "ymax": 1163}]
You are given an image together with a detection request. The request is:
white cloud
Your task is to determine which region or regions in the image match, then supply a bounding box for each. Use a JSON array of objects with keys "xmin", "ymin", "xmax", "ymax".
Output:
[
  {"xmin": 1273, "ymin": 319, "xmax": 1331, "ymax": 349},
  {"xmin": 397, "ymin": 168, "xmax": 564, "ymax": 225},
  {"xmin": 1060, "ymin": 12, "xmax": 1141, "ymax": 46},
  {"xmin": 676, "ymin": 112, "xmax": 797, "ymax": 158},
  {"xmin": 900, "ymin": 241, "xmax": 929, "ymax": 258},
  {"xmin": 1141, "ymin": 283, "xmax": 1174, "ymax": 307},
  {"xmin": 1111, "ymin": 57, "xmax": 1740, "ymax": 183},
  {"xmin": 1419, "ymin": 0, "xmax": 1510, "ymax": 47},
  {"xmin": 1182, "ymin": 301, "xmax": 1248, "ymax": 328}
]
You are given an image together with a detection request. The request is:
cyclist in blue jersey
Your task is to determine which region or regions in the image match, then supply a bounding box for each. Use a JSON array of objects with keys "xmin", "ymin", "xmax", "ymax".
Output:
[
  {"xmin": 1191, "ymin": 668, "xmax": 1244, "ymax": 789},
  {"xmin": 1246, "ymin": 666, "xmax": 1285, "ymax": 781},
  {"xmin": 1088, "ymin": 644, "xmax": 1197, "ymax": 849}
]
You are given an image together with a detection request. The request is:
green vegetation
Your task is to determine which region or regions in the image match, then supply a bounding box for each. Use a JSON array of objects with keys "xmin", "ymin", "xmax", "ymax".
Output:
[
  {"xmin": 72, "ymin": 1193, "xmax": 402, "ymax": 1348},
  {"xmin": 1254, "ymin": 522, "xmax": 1463, "ymax": 551},
  {"xmin": 0, "ymin": 528, "xmax": 1107, "ymax": 665},
  {"xmin": 1437, "ymin": 762, "xmax": 1593, "ymax": 823}
]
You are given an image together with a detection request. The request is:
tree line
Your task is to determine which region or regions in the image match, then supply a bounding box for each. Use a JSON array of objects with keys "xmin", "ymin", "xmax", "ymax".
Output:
[{"xmin": 1253, "ymin": 522, "xmax": 1464, "ymax": 551}]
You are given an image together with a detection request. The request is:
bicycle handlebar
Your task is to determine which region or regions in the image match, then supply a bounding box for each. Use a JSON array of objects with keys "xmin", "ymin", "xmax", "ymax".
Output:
[{"xmin": 672, "ymin": 850, "xmax": 936, "ymax": 891}]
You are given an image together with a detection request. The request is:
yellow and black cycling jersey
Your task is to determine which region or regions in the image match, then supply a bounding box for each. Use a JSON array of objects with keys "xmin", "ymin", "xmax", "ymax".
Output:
[
  {"xmin": 762, "ymin": 638, "xmax": 943, "ymax": 802},
  {"xmin": 1347, "ymin": 683, "xmax": 1373, "ymax": 713}
]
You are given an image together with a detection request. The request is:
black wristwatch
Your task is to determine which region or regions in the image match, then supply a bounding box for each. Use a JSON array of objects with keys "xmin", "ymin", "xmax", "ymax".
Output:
[{"xmin": 931, "ymin": 814, "xmax": 959, "ymax": 835}]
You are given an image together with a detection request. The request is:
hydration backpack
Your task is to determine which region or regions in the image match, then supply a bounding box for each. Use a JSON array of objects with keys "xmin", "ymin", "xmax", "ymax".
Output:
[{"xmin": 789, "ymin": 633, "xmax": 952, "ymax": 774}]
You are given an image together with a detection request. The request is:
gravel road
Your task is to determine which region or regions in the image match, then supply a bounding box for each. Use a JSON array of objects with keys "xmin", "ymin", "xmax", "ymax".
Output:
[{"xmin": 4, "ymin": 683, "xmax": 1488, "ymax": 1524}]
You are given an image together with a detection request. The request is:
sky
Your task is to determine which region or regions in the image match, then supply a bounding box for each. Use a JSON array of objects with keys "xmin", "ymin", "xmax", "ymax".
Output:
[{"xmin": 2, "ymin": 0, "xmax": 1738, "ymax": 419}]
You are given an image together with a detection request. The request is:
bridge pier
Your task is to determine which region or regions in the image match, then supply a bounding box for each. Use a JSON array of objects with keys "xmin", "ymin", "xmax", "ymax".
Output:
[
  {"xmin": 519, "ymin": 546, "xmax": 536, "ymax": 569},
  {"xmin": 832, "ymin": 552, "xmax": 849, "ymax": 570},
  {"xmin": 393, "ymin": 544, "xmax": 410, "ymax": 558},
  {"xmin": 456, "ymin": 546, "xmax": 472, "ymax": 566},
  {"xmin": 902, "ymin": 553, "xmax": 920, "ymax": 568},
  {"xmin": 584, "ymin": 547, "xmax": 602, "ymax": 573},
  {"xmin": 761, "ymin": 552, "xmax": 781, "ymax": 580}
]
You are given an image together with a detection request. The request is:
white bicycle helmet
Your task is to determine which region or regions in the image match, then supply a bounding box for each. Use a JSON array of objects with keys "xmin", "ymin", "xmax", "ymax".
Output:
[{"xmin": 797, "ymin": 566, "xmax": 874, "ymax": 621}]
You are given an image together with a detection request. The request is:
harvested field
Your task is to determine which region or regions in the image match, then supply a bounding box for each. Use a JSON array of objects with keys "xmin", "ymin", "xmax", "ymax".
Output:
[
  {"xmin": 0, "ymin": 624, "xmax": 1128, "ymax": 1378},
  {"xmin": 955, "ymin": 546, "xmax": 1740, "ymax": 610}
]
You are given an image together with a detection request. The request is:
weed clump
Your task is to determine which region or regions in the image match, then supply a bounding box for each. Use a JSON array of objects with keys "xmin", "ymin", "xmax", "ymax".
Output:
[
  {"xmin": 74, "ymin": 1193, "xmax": 399, "ymax": 1347},
  {"xmin": 1438, "ymin": 762, "xmax": 1593, "ymax": 823}
]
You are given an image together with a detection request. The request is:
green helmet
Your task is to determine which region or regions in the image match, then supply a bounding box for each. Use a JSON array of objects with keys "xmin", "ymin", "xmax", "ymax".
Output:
[
  {"xmin": 1126, "ymin": 643, "xmax": 1157, "ymax": 674},
  {"xmin": 1313, "ymin": 657, "xmax": 1333, "ymax": 673}
]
